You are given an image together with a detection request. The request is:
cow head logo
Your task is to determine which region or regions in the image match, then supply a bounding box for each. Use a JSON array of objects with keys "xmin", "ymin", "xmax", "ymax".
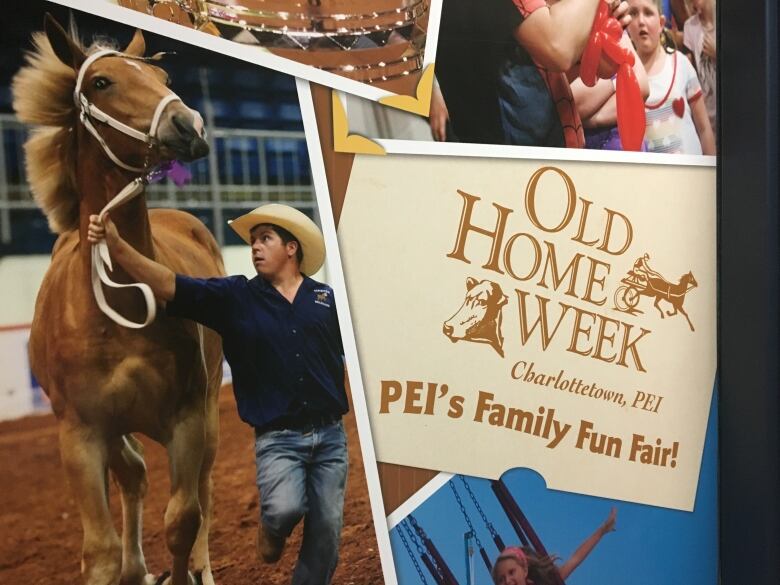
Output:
[{"xmin": 443, "ymin": 277, "xmax": 508, "ymax": 357}]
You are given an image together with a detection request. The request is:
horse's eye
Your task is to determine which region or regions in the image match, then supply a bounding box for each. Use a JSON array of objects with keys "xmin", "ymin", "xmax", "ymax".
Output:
[{"xmin": 93, "ymin": 77, "xmax": 112, "ymax": 90}]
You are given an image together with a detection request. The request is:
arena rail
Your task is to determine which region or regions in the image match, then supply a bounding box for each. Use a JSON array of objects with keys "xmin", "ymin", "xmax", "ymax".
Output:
[{"xmin": 0, "ymin": 111, "xmax": 317, "ymax": 248}]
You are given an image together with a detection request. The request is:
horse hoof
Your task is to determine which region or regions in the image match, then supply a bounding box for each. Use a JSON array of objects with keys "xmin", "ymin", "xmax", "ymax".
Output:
[{"xmin": 195, "ymin": 568, "xmax": 216, "ymax": 585}]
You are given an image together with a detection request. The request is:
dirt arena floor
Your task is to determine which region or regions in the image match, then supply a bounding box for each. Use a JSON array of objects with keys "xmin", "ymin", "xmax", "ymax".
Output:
[{"xmin": 0, "ymin": 385, "xmax": 385, "ymax": 584}]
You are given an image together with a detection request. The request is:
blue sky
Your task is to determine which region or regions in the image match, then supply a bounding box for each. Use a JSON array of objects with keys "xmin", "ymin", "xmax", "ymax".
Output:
[{"xmin": 389, "ymin": 387, "xmax": 718, "ymax": 585}]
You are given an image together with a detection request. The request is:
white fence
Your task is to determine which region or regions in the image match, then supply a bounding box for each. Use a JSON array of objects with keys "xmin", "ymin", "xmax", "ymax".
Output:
[
  {"xmin": 0, "ymin": 247, "xmax": 331, "ymax": 422},
  {"xmin": 0, "ymin": 113, "xmax": 317, "ymax": 247}
]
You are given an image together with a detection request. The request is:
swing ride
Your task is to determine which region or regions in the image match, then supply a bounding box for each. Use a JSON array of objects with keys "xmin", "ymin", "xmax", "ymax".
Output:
[{"xmin": 397, "ymin": 477, "xmax": 567, "ymax": 585}]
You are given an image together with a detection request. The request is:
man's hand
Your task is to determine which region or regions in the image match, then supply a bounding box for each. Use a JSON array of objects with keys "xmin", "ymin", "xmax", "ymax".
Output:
[
  {"xmin": 609, "ymin": 0, "xmax": 631, "ymax": 28},
  {"xmin": 88, "ymin": 212, "xmax": 176, "ymax": 302},
  {"xmin": 87, "ymin": 213, "xmax": 119, "ymax": 247}
]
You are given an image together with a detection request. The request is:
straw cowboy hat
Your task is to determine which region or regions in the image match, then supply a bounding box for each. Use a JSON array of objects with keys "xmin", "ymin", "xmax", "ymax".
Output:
[{"xmin": 228, "ymin": 204, "xmax": 326, "ymax": 276}]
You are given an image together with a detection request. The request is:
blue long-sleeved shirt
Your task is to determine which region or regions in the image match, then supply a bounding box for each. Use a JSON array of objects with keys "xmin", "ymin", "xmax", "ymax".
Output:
[{"xmin": 166, "ymin": 274, "xmax": 347, "ymax": 429}]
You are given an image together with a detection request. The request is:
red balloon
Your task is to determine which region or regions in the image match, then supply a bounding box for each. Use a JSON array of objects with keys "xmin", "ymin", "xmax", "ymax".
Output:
[
  {"xmin": 581, "ymin": 3, "xmax": 611, "ymax": 86},
  {"xmin": 604, "ymin": 17, "xmax": 623, "ymax": 41},
  {"xmin": 581, "ymin": 32, "xmax": 603, "ymax": 87},
  {"xmin": 602, "ymin": 37, "xmax": 626, "ymax": 65},
  {"xmin": 580, "ymin": 1, "xmax": 645, "ymax": 151},
  {"xmin": 616, "ymin": 64, "xmax": 646, "ymax": 151}
]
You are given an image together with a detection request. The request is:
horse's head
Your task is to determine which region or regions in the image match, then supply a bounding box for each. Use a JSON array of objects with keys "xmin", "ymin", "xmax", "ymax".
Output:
[
  {"xmin": 685, "ymin": 271, "xmax": 698, "ymax": 288},
  {"xmin": 44, "ymin": 15, "xmax": 208, "ymax": 170}
]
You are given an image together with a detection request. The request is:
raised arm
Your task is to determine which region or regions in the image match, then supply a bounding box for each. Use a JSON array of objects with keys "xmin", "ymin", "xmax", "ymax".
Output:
[
  {"xmin": 88, "ymin": 213, "xmax": 176, "ymax": 303},
  {"xmin": 558, "ymin": 507, "xmax": 617, "ymax": 580},
  {"xmin": 514, "ymin": 0, "xmax": 632, "ymax": 71}
]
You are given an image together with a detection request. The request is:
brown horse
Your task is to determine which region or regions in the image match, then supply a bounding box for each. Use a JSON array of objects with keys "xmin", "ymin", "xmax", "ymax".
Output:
[
  {"xmin": 648, "ymin": 271, "xmax": 698, "ymax": 332},
  {"xmin": 13, "ymin": 16, "xmax": 224, "ymax": 585}
]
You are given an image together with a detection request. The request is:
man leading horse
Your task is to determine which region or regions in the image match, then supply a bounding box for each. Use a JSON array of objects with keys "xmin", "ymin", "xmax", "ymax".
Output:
[{"xmin": 89, "ymin": 204, "xmax": 349, "ymax": 585}]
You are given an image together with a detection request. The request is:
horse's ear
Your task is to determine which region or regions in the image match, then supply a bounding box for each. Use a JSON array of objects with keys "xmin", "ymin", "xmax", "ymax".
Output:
[
  {"xmin": 124, "ymin": 30, "xmax": 146, "ymax": 57},
  {"xmin": 44, "ymin": 13, "xmax": 85, "ymax": 69}
]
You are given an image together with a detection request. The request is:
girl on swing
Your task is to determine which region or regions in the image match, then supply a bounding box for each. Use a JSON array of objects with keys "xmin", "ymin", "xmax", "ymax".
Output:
[{"xmin": 492, "ymin": 508, "xmax": 617, "ymax": 585}]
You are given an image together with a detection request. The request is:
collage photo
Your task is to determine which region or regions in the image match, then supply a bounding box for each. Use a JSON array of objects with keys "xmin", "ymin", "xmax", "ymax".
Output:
[{"xmin": 0, "ymin": 1, "xmax": 747, "ymax": 585}]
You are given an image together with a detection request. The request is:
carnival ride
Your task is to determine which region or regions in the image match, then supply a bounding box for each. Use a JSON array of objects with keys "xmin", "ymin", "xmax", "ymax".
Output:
[
  {"xmin": 396, "ymin": 477, "xmax": 567, "ymax": 585},
  {"xmin": 118, "ymin": 0, "xmax": 430, "ymax": 86}
]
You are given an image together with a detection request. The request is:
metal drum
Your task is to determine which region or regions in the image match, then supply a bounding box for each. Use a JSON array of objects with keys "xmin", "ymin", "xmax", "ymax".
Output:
[{"xmin": 120, "ymin": 0, "xmax": 429, "ymax": 85}]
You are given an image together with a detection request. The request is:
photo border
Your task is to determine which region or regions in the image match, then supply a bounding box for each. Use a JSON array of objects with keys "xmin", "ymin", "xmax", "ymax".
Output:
[
  {"xmin": 334, "ymin": 90, "xmax": 717, "ymax": 167},
  {"xmin": 296, "ymin": 79, "xmax": 400, "ymax": 585},
  {"xmin": 386, "ymin": 472, "xmax": 451, "ymax": 530}
]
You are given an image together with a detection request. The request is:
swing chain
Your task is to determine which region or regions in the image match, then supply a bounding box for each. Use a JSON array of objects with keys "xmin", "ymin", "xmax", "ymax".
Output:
[
  {"xmin": 460, "ymin": 476, "xmax": 500, "ymax": 538},
  {"xmin": 404, "ymin": 518, "xmax": 428, "ymax": 558},
  {"xmin": 449, "ymin": 479, "xmax": 485, "ymax": 549},
  {"xmin": 409, "ymin": 514, "xmax": 447, "ymax": 580},
  {"xmin": 399, "ymin": 520, "xmax": 431, "ymax": 585}
]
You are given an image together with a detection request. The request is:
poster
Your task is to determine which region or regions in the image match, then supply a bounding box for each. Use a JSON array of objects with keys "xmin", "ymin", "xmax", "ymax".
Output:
[
  {"xmin": 335, "ymin": 153, "xmax": 716, "ymax": 511},
  {"xmin": 4, "ymin": 0, "xmax": 779, "ymax": 584}
]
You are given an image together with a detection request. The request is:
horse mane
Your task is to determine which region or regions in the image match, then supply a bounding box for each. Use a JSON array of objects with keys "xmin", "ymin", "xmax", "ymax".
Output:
[{"xmin": 12, "ymin": 28, "xmax": 118, "ymax": 234}]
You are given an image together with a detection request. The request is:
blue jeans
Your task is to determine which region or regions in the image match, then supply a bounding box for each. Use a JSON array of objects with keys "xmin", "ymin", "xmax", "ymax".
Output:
[
  {"xmin": 255, "ymin": 420, "xmax": 348, "ymax": 585},
  {"xmin": 496, "ymin": 59, "xmax": 565, "ymax": 147}
]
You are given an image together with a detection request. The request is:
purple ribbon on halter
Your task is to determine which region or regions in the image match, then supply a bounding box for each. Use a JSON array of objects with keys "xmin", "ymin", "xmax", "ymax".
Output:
[{"xmin": 146, "ymin": 160, "xmax": 192, "ymax": 186}]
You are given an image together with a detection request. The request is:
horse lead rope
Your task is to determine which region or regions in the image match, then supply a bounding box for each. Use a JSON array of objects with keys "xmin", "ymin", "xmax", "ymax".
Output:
[
  {"xmin": 74, "ymin": 49, "xmax": 191, "ymax": 328},
  {"xmin": 90, "ymin": 178, "xmax": 157, "ymax": 329}
]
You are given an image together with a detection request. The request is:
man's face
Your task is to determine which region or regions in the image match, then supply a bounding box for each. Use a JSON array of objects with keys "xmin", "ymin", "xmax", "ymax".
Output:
[{"xmin": 250, "ymin": 224, "xmax": 298, "ymax": 277}]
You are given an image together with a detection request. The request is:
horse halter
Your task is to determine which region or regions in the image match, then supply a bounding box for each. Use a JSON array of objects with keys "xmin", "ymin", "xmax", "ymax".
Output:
[
  {"xmin": 75, "ymin": 49, "xmax": 194, "ymax": 329},
  {"xmin": 73, "ymin": 49, "xmax": 185, "ymax": 173}
]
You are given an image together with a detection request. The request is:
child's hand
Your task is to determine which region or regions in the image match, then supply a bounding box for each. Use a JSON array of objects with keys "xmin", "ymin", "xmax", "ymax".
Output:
[
  {"xmin": 609, "ymin": 0, "xmax": 631, "ymax": 28},
  {"xmin": 702, "ymin": 31, "xmax": 716, "ymax": 59},
  {"xmin": 601, "ymin": 507, "xmax": 618, "ymax": 534}
]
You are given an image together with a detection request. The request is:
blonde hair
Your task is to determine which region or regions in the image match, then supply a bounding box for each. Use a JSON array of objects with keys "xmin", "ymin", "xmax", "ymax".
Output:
[{"xmin": 12, "ymin": 29, "xmax": 118, "ymax": 234}]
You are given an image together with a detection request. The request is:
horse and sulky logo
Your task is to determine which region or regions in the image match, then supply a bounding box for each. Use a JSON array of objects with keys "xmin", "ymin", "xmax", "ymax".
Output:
[
  {"xmin": 440, "ymin": 167, "xmax": 699, "ymax": 369},
  {"xmin": 613, "ymin": 254, "xmax": 697, "ymax": 331}
]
